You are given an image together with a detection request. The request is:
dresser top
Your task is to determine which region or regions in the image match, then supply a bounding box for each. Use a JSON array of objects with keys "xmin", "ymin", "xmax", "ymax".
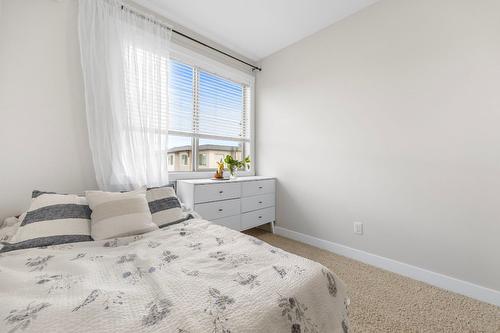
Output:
[{"xmin": 177, "ymin": 176, "xmax": 275, "ymax": 185}]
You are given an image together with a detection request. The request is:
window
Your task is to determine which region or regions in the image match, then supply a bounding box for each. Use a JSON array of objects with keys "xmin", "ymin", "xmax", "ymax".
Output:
[
  {"xmin": 198, "ymin": 138, "xmax": 242, "ymax": 170},
  {"xmin": 167, "ymin": 135, "xmax": 192, "ymax": 172},
  {"xmin": 198, "ymin": 153, "xmax": 208, "ymax": 167},
  {"xmin": 168, "ymin": 58, "xmax": 252, "ymax": 172}
]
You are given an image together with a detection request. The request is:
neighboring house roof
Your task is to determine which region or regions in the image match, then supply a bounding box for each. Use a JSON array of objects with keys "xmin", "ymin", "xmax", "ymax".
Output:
[{"xmin": 168, "ymin": 144, "xmax": 240, "ymax": 153}]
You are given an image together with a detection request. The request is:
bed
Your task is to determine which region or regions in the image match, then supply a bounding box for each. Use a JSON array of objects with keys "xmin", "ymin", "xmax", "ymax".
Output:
[{"xmin": 0, "ymin": 218, "xmax": 349, "ymax": 333}]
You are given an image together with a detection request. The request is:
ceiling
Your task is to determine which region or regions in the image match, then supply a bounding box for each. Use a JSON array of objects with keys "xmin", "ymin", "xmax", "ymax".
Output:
[{"xmin": 134, "ymin": 0, "xmax": 379, "ymax": 62}]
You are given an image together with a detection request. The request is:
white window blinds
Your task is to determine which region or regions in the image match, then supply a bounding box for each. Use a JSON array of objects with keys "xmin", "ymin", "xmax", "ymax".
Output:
[
  {"xmin": 168, "ymin": 61, "xmax": 194, "ymax": 133},
  {"xmin": 198, "ymin": 70, "xmax": 246, "ymax": 139},
  {"xmin": 168, "ymin": 59, "xmax": 250, "ymax": 141}
]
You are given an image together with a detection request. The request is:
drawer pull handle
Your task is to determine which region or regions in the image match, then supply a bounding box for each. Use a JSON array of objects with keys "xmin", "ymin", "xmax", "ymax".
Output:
[
  {"xmin": 258, "ymin": 216, "xmax": 262, "ymax": 219},
  {"xmin": 258, "ymin": 201, "xmax": 263, "ymax": 204},
  {"xmin": 218, "ymin": 208, "xmax": 223, "ymax": 212},
  {"xmin": 258, "ymin": 186, "xmax": 263, "ymax": 189},
  {"xmin": 219, "ymin": 190, "xmax": 224, "ymax": 194}
]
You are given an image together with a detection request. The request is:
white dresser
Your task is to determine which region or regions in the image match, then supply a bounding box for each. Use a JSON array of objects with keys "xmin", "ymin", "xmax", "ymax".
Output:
[{"xmin": 177, "ymin": 176, "xmax": 276, "ymax": 232}]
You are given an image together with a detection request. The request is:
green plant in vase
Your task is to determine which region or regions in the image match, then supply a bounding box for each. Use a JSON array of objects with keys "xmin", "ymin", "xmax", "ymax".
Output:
[{"xmin": 224, "ymin": 155, "xmax": 251, "ymax": 179}]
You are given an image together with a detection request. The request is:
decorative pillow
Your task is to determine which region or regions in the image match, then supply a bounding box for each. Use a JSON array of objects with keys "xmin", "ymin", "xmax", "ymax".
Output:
[
  {"xmin": 86, "ymin": 188, "xmax": 158, "ymax": 240},
  {"xmin": 146, "ymin": 185, "xmax": 193, "ymax": 228},
  {"xmin": 0, "ymin": 191, "xmax": 92, "ymax": 253}
]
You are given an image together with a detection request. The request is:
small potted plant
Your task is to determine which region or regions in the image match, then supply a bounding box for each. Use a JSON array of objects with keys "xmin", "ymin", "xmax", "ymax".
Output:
[{"xmin": 224, "ymin": 155, "xmax": 251, "ymax": 179}]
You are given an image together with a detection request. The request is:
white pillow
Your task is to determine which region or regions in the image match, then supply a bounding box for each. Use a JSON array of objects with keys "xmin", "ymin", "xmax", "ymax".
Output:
[{"xmin": 86, "ymin": 188, "xmax": 158, "ymax": 240}]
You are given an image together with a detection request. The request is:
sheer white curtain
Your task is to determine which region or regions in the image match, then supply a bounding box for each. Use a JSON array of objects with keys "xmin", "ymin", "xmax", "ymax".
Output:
[{"xmin": 78, "ymin": 0, "xmax": 171, "ymax": 191}]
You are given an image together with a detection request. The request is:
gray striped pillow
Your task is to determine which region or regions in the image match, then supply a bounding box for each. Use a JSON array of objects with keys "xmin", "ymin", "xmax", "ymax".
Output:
[
  {"xmin": 86, "ymin": 188, "xmax": 158, "ymax": 240},
  {"xmin": 146, "ymin": 185, "xmax": 192, "ymax": 228},
  {"xmin": 0, "ymin": 191, "xmax": 92, "ymax": 253}
]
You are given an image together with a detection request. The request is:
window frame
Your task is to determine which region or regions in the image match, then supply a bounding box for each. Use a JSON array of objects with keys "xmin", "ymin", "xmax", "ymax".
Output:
[{"xmin": 167, "ymin": 43, "xmax": 255, "ymax": 181}]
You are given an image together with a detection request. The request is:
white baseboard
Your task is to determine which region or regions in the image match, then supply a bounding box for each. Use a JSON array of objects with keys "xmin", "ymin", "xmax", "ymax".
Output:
[{"xmin": 274, "ymin": 226, "xmax": 500, "ymax": 307}]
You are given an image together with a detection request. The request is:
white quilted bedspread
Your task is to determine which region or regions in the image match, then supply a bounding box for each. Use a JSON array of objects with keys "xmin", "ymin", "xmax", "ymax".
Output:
[{"xmin": 0, "ymin": 219, "xmax": 349, "ymax": 333}]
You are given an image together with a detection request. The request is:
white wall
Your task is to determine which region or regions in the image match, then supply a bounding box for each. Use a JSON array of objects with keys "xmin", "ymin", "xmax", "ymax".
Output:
[
  {"xmin": 256, "ymin": 0, "xmax": 500, "ymax": 292},
  {"xmin": 0, "ymin": 0, "xmax": 97, "ymax": 220}
]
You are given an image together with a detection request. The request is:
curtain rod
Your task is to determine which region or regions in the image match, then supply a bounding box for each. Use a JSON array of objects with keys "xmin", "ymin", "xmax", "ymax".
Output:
[{"xmin": 121, "ymin": 4, "xmax": 262, "ymax": 72}]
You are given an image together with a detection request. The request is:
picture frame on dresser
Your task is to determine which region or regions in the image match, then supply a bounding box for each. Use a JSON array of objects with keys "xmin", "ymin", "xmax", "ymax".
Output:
[{"xmin": 177, "ymin": 176, "xmax": 276, "ymax": 233}]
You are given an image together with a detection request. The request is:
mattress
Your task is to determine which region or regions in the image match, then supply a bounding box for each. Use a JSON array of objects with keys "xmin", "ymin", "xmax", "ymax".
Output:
[{"xmin": 0, "ymin": 219, "xmax": 349, "ymax": 333}]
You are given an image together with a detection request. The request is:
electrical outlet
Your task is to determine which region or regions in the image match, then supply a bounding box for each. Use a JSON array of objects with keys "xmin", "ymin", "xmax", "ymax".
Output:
[{"xmin": 353, "ymin": 222, "xmax": 363, "ymax": 235}]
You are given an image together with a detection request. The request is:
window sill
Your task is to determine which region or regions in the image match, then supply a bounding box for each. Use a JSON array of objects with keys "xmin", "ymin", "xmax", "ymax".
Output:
[{"xmin": 169, "ymin": 170, "xmax": 255, "ymax": 182}]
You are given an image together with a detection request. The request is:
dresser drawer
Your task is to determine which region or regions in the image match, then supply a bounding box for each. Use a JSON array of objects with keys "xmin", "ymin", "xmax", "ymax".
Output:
[
  {"xmin": 241, "ymin": 207, "xmax": 275, "ymax": 230},
  {"xmin": 194, "ymin": 199, "xmax": 241, "ymax": 220},
  {"xmin": 241, "ymin": 193, "xmax": 275, "ymax": 213},
  {"xmin": 211, "ymin": 215, "xmax": 241, "ymax": 231},
  {"xmin": 242, "ymin": 179, "xmax": 275, "ymax": 197},
  {"xmin": 194, "ymin": 183, "xmax": 241, "ymax": 203}
]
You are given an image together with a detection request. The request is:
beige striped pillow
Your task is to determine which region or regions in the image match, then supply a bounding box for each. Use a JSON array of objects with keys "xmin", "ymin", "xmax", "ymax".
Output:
[{"xmin": 86, "ymin": 188, "xmax": 158, "ymax": 240}]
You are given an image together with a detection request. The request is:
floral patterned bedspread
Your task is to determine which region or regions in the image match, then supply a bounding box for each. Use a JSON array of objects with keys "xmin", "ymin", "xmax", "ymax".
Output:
[{"xmin": 0, "ymin": 219, "xmax": 349, "ymax": 333}]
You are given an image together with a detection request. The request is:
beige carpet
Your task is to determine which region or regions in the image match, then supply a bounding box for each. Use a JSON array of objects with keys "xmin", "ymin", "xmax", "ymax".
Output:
[{"xmin": 245, "ymin": 229, "xmax": 500, "ymax": 333}]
